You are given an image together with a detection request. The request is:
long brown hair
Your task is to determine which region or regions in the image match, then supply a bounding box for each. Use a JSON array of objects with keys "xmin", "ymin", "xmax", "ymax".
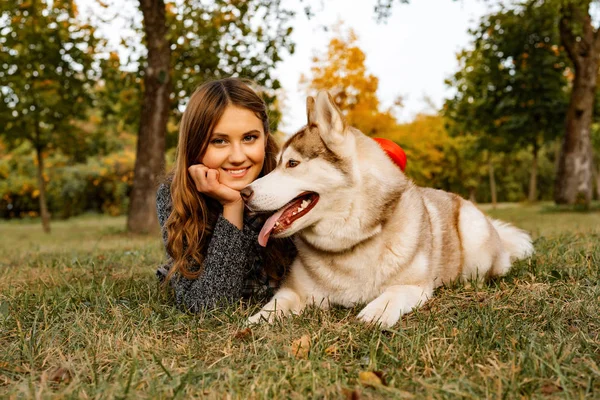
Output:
[{"xmin": 164, "ymin": 77, "xmax": 293, "ymax": 283}]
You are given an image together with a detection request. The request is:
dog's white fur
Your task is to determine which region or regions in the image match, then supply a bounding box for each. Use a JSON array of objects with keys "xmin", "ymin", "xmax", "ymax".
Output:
[{"xmin": 245, "ymin": 91, "xmax": 534, "ymax": 328}]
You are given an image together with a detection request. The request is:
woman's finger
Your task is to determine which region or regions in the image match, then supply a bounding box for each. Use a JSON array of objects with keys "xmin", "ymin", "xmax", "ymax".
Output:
[
  {"xmin": 189, "ymin": 164, "xmax": 209, "ymax": 190},
  {"xmin": 206, "ymin": 169, "xmax": 219, "ymax": 189}
]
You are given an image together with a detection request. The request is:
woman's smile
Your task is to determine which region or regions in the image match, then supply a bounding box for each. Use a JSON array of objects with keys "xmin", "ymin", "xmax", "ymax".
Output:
[{"xmin": 223, "ymin": 166, "xmax": 251, "ymax": 178}]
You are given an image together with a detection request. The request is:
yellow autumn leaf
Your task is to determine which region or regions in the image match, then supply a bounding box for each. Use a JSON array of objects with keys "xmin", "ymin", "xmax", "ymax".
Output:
[
  {"xmin": 289, "ymin": 334, "xmax": 311, "ymax": 359},
  {"xmin": 358, "ymin": 371, "xmax": 384, "ymax": 387},
  {"xmin": 325, "ymin": 344, "xmax": 338, "ymax": 356}
]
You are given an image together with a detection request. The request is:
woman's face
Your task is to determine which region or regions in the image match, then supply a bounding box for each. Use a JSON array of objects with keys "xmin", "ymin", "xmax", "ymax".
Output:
[{"xmin": 200, "ymin": 105, "xmax": 266, "ymax": 191}]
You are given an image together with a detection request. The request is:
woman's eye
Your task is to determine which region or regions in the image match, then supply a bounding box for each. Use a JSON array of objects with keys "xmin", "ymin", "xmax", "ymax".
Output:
[
  {"xmin": 286, "ymin": 159, "xmax": 300, "ymax": 168},
  {"xmin": 243, "ymin": 135, "xmax": 258, "ymax": 143},
  {"xmin": 211, "ymin": 138, "xmax": 226, "ymax": 145}
]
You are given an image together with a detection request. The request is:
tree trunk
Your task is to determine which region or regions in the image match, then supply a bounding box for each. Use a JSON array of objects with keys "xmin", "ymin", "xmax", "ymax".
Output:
[
  {"xmin": 127, "ymin": 0, "xmax": 171, "ymax": 234},
  {"xmin": 35, "ymin": 146, "xmax": 51, "ymax": 233},
  {"xmin": 528, "ymin": 141, "xmax": 538, "ymax": 202},
  {"xmin": 488, "ymin": 158, "xmax": 497, "ymax": 209},
  {"xmin": 555, "ymin": 4, "xmax": 599, "ymax": 206},
  {"xmin": 595, "ymin": 165, "xmax": 600, "ymax": 200},
  {"xmin": 468, "ymin": 187, "xmax": 476, "ymax": 203}
]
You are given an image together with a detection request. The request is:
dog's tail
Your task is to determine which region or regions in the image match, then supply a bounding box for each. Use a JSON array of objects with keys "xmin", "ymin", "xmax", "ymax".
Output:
[{"xmin": 489, "ymin": 218, "xmax": 534, "ymax": 261}]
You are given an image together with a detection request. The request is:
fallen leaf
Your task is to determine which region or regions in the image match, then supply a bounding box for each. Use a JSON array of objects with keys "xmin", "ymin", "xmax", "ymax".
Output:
[
  {"xmin": 541, "ymin": 383, "xmax": 562, "ymax": 395},
  {"xmin": 233, "ymin": 327, "xmax": 252, "ymax": 340},
  {"xmin": 358, "ymin": 371, "xmax": 386, "ymax": 387},
  {"xmin": 325, "ymin": 344, "xmax": 338, "ymax": 356},
  {"xmin": 342, "ymin": 387, "xmax": 361, "ymax": 399},
  {"xmin": 568, "ymin": 325, "xmax": 578, "ymax": 333},
  {"xmin": 289, "ymin": 334, "xmax": 311, "ymax": 359},
  {"xmin": 49, "ymin": 367, "xmax": 72, "ymax": 384}
]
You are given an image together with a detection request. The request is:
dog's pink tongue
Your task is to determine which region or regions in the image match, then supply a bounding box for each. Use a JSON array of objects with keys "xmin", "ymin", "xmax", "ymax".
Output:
[{"xmin": 258, "ymin": 208, "xmax": 286, "ymax": 247}]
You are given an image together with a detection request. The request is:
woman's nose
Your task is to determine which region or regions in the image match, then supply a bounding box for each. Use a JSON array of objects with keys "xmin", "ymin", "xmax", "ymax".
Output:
[{"xmin": 229, "ymin": 143, "xmax": 246, "ymax": 163}]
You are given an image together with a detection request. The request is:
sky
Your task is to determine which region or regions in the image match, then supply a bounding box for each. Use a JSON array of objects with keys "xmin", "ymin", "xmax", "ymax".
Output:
[
  {"xmin": 77, "ymin": 0, "xmax": 495, "ymax": 135},
  {"xmin": 274, "ymin": 0, "xmax": 492, "ymax": 133}
]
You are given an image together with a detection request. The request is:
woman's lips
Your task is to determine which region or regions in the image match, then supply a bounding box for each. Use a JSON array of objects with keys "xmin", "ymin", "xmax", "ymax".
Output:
[{"xmin": 223, "ymin": 166, "xmax": 251, "ymax": 178}]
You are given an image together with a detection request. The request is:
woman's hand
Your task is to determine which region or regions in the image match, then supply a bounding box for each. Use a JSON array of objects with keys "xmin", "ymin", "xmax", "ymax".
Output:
[{"xmin": 188, "ymin": 164, "xmax": 242, "ymax": 206}]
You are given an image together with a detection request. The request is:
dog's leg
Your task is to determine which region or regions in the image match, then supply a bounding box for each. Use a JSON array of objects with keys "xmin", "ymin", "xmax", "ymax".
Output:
[
  {"xmin": 247, "ymin": 260, "xmax": 323, "ymax": 324},
  {"xmin": 357, "ymin": 285, "xmax": 432, "ymax": 328},
  {"xmin": 247, "ymin": 287, "xmax": 305, "ymax": 324}
]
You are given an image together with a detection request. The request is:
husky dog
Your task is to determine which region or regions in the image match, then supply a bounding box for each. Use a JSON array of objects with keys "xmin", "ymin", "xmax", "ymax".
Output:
[{"xmin": 242, "ymin": 91, "xmax": 534, "ymax": 328}]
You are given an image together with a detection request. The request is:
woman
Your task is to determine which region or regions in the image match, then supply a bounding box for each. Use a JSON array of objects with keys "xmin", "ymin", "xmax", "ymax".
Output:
[{"xmin": 156, "ymin": 78, "xmax": 296, "ymax": 312}]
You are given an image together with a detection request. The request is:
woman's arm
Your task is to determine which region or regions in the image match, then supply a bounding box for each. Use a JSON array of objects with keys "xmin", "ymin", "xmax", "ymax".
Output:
[{"xmin": 156, "ymin": 183, "xmax": 256, "ymax": 312}]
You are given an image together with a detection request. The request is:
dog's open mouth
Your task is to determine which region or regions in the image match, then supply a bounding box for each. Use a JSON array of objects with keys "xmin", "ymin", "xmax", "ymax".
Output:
[{"xmin": 258, "ymin": 192, "xmax": 319, "ymax": 247}]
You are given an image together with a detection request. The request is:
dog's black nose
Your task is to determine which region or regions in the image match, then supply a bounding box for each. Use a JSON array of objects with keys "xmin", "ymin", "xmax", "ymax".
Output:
[{"xmin": 240, "ymin": 187, "xmax": 254, "ymax": 202}]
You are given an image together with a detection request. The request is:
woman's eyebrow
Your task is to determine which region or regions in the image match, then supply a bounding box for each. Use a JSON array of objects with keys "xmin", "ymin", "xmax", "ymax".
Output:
[{"xmin": 212, "ymin": 129, "xmax": 263, "ymax": 136}]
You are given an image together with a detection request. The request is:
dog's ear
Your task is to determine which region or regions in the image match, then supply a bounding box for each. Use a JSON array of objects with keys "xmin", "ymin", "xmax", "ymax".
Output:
[{"xmin": 314, "ymin": 91, "xmax": 346, "ymax": 148}]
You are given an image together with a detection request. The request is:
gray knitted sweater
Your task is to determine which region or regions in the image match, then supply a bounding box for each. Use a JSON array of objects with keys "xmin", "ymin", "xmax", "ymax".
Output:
[{"xmin": 155, "ymin": 182, "xmax": 292, "ymax": 312}]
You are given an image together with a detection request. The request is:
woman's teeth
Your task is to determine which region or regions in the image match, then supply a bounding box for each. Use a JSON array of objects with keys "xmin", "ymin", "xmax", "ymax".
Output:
[{"xmin": 226, "ymin": 168, "xmax": 248, "ymax": 176}]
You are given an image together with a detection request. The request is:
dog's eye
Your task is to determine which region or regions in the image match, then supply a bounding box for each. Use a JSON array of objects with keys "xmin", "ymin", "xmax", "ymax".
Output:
[{"xmin": 286, "ymin": 159, "xmax": 300, "ymax": 168}]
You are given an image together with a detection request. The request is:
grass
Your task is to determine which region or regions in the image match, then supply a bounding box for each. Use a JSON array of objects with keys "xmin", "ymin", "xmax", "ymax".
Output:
[{"xmin": 1, "ymin": 203, "xmax": 599, "ymax": 399}]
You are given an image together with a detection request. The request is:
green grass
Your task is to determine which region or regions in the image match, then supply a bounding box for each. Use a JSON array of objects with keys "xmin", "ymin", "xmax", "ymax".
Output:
[{"xmin": 1, "ymin": 204, "xmax": 599, "ymax": 398}]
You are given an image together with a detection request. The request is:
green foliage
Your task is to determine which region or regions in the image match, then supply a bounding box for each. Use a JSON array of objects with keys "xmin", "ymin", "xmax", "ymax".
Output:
[
  {"xmin": 94, "ymin": 52, "xmax": 143, "ymax": 141},
  {"xmin": 89, "ymin": 0, "xmax": 295, "ymax": 149},
  {"xmin": 0, "ymin": 0, "xmax": 100, "ymax": 156},
  {"xmin": 444, "ymin": 1, "xmax": 569, "ymax": 151},
  {"xmin": 166, "ymin": 0, "xmax": 293, "ymax": 99},
  {"xmin": 477, "ymin": 143, "xmax": 558, "ymax": 203}
]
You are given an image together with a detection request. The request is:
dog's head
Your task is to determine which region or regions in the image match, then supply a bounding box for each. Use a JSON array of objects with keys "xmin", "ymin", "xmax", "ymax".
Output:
[
  {"xmin": 243, "ymin": 90, "xmax": 401, "ymax": 247},
  {"xmin": 241, "ymin": 91, "xmax": 358, "ymax": 245}
]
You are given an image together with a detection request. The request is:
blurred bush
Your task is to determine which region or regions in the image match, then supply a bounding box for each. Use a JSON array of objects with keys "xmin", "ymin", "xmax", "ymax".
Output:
[{"xmin": 0, "ymin": 146, "xmax": 135, "ymax": 219}]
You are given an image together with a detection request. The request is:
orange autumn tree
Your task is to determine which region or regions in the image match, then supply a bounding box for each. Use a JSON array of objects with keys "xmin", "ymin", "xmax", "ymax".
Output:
[
  {"xmin": 301, "ymin": 24, "xmax": 397, "ymax": 137},
  {"xmin": 301, "ymin": 23, "xmax": 485, "ymax": 200}
]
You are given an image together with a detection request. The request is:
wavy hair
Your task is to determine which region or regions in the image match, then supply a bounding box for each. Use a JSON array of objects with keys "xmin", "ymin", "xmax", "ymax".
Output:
[{"xmin": 164, "ymin": 77, "xmax": 293, "ymax": 283}]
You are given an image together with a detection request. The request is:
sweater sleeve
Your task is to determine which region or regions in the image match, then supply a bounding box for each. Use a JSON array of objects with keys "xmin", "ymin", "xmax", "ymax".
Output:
[{"xmin": 155, "ymin": 183, "xmax": 258, "ymax": 312}]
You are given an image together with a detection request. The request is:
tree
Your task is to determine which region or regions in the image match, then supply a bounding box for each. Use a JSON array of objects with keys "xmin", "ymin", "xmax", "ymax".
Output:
[
  {"xmin": 591, "ymin": 123, "xmax": 600, "ymax": 199},
  {"xmin": 109, "ymin": 0, "xmax": 296, "ymax": 233},
  {"xmin": 380, "ymin": 0, "xmax": 599, "ymax": 206},
  {"xmin": 554, "ymin": 0, "xmax": 599, "ymax": 205},
  {"xmin": 301, "ymin": 24, "xmax": 397, "ymax": 137},
  {"xmin": 445, "ymin": 2, "xmax": 569, "ymax": 203},
  {"xmin": 0, "ymin": 0, "xmax": 98, "ymax": 232},
  {"xmin": 382, "ymin": 114, "xmax": 447, "ymax": 185},
  {"xmin": 125, "ymin": 0, "xmax": 171, "ymax": 234}
]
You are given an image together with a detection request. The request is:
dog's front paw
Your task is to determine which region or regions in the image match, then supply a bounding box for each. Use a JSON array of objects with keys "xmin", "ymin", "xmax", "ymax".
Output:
[
  {"xmin": 247, "ymin": 308, "xmax": 279, "ymax": 325},
  {"xmin": 247, "ymin": 298, "xmax": 290, "ymax": 325},
  {"xmin": 247, "ymin": 288, "xmax": 305, "ymax": 325},
  {"xmin": 357, "ymin": 285, "xmax": 430, "ymax": 328},
  {"xmin": 357, "ymin": 297, "xmax": 401, "ymax": 329}
]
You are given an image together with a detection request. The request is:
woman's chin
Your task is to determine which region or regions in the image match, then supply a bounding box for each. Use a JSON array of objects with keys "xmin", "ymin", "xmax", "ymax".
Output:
[{"xmin": 222, "ymin": 177, "xmax": 254, "ymax": 191}]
